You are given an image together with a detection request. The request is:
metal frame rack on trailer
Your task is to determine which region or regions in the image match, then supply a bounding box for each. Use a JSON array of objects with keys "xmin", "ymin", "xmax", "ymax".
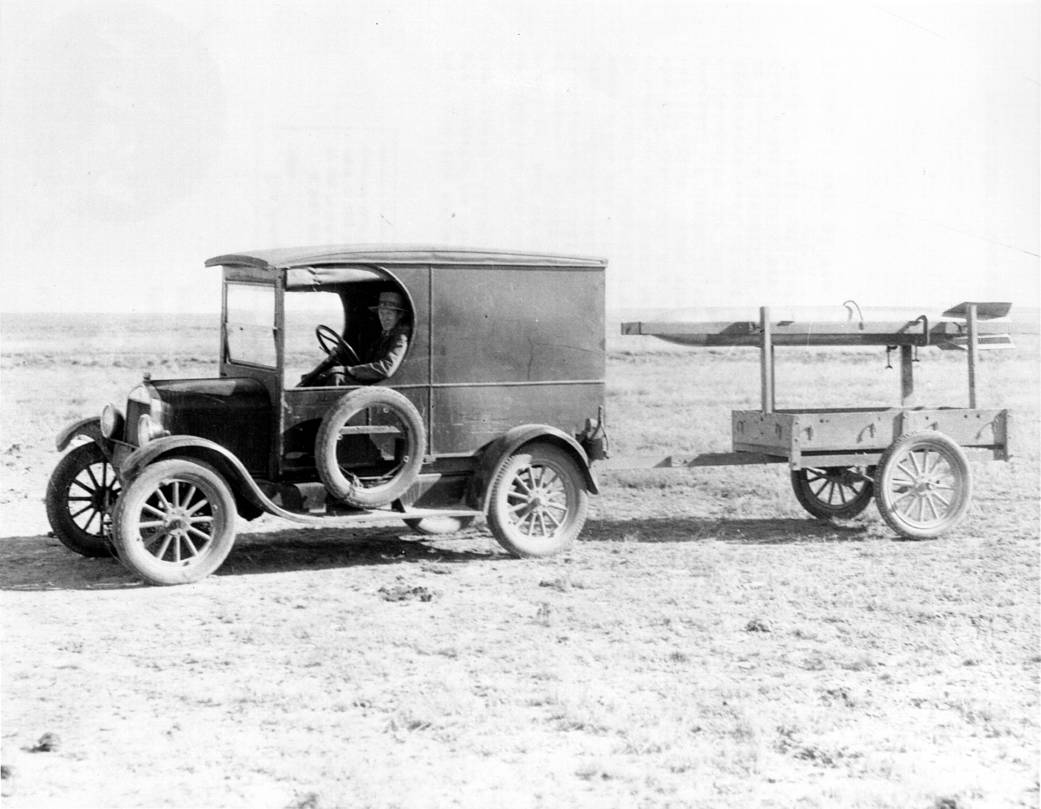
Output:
[{"xmin": 617, "ymin": 302, "xmax": 1026, "ymax": 539}]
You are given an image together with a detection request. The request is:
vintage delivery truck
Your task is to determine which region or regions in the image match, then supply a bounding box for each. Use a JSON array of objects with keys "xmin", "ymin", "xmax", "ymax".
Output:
[
  {"xmin": 46, "ymin": 246, "xmax": 608, "ymax": 584},
  {"xmin": 46, "ymin": 244, "xmax": 1019, "ymax": 585}
]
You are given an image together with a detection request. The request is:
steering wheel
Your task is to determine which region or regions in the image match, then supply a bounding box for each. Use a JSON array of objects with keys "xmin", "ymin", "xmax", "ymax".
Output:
[{"xmin": 315, "ymin": 324, "xmax": 360, "ymax": 365}]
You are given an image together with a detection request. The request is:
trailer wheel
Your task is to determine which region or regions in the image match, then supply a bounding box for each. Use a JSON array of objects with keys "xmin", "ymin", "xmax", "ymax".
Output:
[
  {"xmin": 487, "ymin": 442, "xmax": 588, "ymax": 558},
  {"xmin": 404, "ymin": 516, "xmax": 476, "ymax": 535},
  {"xmin": 45, "ymin": 442, "xmax": 120, "ymax": 557},
  {"xmin": 316, "ymin": 388, "xmax": 425, "ymax": 508},
  {"xmin": 111, "ymin": 459, "xmax": 237, "ymax": 585},
  {"xmin": 791, "ymin": 466, "xmax": 874, "ymax": 520},
  {"xmin": 874, "ymin": 432, "xmax": 972, "ymax": 539}
]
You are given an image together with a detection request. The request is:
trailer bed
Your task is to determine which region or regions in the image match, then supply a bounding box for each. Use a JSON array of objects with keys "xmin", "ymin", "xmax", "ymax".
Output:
[{"xmin": 732, "ymin": 407, "xmax": 1009, "ymax": 467}]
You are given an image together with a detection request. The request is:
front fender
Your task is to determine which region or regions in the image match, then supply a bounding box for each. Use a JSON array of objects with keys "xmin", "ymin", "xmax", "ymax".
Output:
[
  {"xmin": 56, "ymin": 417, "xmax": 110, "ymax": 454},
  {"xmin": 471, "ymin": 424, "xmax": 599, "ymax": 512},
  {"xmin": 121, "ymin": 436, "xmax": 269, "ymax": 516}
]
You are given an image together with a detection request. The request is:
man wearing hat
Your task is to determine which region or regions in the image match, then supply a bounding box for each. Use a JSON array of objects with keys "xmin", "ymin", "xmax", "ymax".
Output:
[{"xmin": 343, "ymin": 290, "xmax": 411, "ymax": 382}]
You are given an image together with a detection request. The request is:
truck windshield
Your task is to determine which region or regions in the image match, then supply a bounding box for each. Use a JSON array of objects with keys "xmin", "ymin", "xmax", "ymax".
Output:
[{"xmin": 225, "ymin": 282, "xmax": 276, "ymax": 367}]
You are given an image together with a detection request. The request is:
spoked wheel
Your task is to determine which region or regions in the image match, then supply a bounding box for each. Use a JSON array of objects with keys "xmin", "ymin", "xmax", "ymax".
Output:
[
  {"xmin": 316, "ymin": 388, "xmax": 425, "ymax": 508},
  {"xmin": 874, "ymin": 432, "xmax": 972, "ymax": 539},
  {"xmin": 487, "ymin": 442, "xmax": 588, "ymax": 558},
  {"xmin": 791, "ymin": 466, "xmax": 874, "ymax": 520},
  {"xmin": 111, "ymin": 459, "xmax": 237, "ymax": 585},
  {"xmin": 45, "ymin": 442, "xmax": 121, "ymax": 557}
]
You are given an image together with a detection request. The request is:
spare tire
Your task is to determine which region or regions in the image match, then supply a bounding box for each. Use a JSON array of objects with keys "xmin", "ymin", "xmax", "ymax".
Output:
[{"xmin": 315, "ymin": 388, "xmax": 426, "ymax": 508}]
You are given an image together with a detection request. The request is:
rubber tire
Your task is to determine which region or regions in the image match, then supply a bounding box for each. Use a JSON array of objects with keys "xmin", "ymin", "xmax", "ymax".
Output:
[
  {"xmin": 111, "ymin": 459, "xmax": 237, "ymax": 585},
  {"xmin": 315, "ymin": 388, "xmax": 425, "ymax": 508},
  {"xmin": 487, "ymin": 442, "xmax": 588, "ymax": 558},
  {"xmin": 404, "ymin": 516, "xmax": 476, "ymax": 535},
  {"xmin": 874, "ymin": 432, "xmax": 972, "ymax": 540},
  {"xmin": 45, "ymin": 442, "xmax": 119, "ymax": 558},
  {"xmin": 791, "ymin": 466, "xmax": 874, "ymax": 520}
]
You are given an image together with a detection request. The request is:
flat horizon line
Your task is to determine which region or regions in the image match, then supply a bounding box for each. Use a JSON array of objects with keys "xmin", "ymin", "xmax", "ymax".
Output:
[{"xmin": 4, "ymin": 305, "xmax": 1039, "ymax": 318}]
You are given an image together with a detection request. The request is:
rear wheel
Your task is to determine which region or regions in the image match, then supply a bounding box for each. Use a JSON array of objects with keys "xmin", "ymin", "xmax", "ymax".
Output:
[
  {"xmin": 791, "ymin": 466, "xmax": 874, "ymax": 520},
  {"xmin": 487, "ymin": 443, "xmax": 588, "ymax": 558},
  {"xmin": 874, "ymin": 432, "xmax": 972, "ymax": 539},
  {"xmin": 45, "ymin": 442, "xmax": 120, "ymax": 557},
  {"xmin": 111, "ymin": 459, "xmax": 237, "ymax": 585}
]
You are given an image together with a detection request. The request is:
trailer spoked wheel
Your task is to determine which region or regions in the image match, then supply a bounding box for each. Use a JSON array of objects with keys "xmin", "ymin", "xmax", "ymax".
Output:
[
  {"xmin": 316, "ymin": 388, "xmax": 426, "ymax": 508},
  {"xmin": 45, "ymin": 442, "xmax": 121, "ymax": 557},
  {"xmin": 487, "ymin": 442, "xmax": 588, "ymax": 558},
  {"xmin": 791, "ymin": 466, "xmax": 874, "ymax": 520},
  {"xmin": 874, "ymin": 432, "xmax": 972, "ymax": 539},
  {"xmin": 111, "ymin": 459, "xmax": 237, "ymax": 585}
]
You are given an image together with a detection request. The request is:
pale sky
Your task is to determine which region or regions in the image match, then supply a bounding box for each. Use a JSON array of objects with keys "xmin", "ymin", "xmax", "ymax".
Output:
[{"xmin": 1, "ymin": 0, "xmax": 1037, "ymax": 314}]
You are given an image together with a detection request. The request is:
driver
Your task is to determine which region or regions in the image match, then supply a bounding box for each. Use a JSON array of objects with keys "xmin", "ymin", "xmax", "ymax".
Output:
[
  {"xmin": 302, "ymin": 291, "xmax": 411, "ymax": 386},
  {"xmin": 344, "ymin": 291, "xmax": 411, "ymax": 381}
]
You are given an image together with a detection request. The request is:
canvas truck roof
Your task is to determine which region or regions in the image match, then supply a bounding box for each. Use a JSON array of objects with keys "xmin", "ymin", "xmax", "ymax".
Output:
[{"xmin": 205, "ymin": 245, "xmax": 607, "ymax": 271}]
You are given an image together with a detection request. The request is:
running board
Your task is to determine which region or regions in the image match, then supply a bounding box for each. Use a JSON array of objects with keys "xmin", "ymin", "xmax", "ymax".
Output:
[{"xmin": 265, "ymin": 503, "xmax": 483, "ymax": 528}]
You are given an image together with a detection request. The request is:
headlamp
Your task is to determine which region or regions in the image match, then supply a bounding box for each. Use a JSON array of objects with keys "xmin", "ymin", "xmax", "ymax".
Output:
[{"xmin": 100, "ymin": 404, "xmax": 124, "ymax": 439}]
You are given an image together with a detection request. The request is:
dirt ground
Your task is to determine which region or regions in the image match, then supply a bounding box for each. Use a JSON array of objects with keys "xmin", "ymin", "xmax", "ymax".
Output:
[{"xmin": 1, "ymin": 319, "xmax": 1038, "ymax": 809}]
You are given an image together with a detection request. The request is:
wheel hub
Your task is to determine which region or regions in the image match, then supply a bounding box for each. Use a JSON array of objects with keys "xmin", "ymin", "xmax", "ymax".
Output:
[
  {"xmin": 508, "ymin": 467, "xmax": 567, "ymax": 536},
  {"xmin": 91, "ymin": 486, "xmax": 115, "ymax": 510},
  {"xmin": 905, "ymin": 474, "xmax": 947, "ymax": 496},
  {"xmin": 163, "ymin": 507, "xmax": 192, "ymax": 534}
]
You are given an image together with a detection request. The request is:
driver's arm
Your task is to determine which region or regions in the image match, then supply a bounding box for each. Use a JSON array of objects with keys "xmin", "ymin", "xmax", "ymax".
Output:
[
  {"xmin": 298, "ymin": 353, "xmax": 340, "ymax": 386},
  {"xmin": 346, "ymin": 330, "xmax": 409, "ymax": 381}
]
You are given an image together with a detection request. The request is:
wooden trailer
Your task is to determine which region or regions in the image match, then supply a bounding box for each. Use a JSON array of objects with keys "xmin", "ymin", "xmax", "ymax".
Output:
[{"xmin": 618, "ymin": 302, "xmax": 1025, "ymax": 539}]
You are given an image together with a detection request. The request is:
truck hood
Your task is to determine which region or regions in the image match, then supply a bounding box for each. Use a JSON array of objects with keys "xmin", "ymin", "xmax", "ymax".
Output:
[{"xmin": 147, "ymin": 376, "xmax": 272, "ymax": 475}]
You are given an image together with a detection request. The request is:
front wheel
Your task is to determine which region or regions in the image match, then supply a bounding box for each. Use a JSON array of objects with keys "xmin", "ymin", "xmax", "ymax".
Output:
[
  {"xmin": 45, "ymin": 442, "xmax": 121, "ymax": 557},
  {"xmin": 791, "ymin": 466, "xmax": 874, "ymax": 520},
  {"xmin": 111, "ymin": 459, "xmax": 237, "ymax": 585},
  {"xmin": 487, "ymin": 442, "xmax": 588, "ymax": 558},
  {"xmin": 874, "ymin": 432, "xmax": 972, "ymax": 539}
]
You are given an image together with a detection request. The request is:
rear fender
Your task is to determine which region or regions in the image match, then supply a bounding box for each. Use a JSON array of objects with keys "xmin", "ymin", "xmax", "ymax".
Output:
[
  {"xmin": 56, "ymin": 417, "xmax": 111, "ymax": 455},
  {"xmin": 122, "ymin": 436, "xmax": 268, "ymax": 520},
  {"xmin": 471, "ymin": 424, "xmax": 599, "ymax": 513}
]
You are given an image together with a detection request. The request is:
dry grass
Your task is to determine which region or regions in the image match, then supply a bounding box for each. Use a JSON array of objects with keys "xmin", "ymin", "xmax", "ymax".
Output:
[{"xmin": 1, "ymin": 316, "xmax": 1038, "ymax": 808}]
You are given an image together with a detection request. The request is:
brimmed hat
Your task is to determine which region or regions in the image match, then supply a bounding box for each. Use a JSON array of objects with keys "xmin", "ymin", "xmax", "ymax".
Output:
[{"xmin": 370, "ymin": 291, "xmax": 407, "ymax": 312}]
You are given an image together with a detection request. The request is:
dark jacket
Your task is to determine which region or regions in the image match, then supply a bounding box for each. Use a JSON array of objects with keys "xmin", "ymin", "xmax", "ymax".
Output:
[{"xmin": 347, "ymin": 325, "xmax": 410, "ymax": 381}]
